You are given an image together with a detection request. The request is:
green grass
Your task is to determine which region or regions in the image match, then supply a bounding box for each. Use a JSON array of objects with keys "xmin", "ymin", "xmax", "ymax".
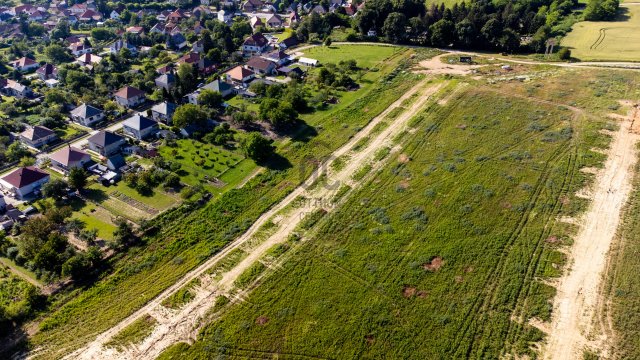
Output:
[
  {"xmin": 26, "ymin": 47, "xmax": 432, "ymax": 359},
  {"xmin": 158, "ymin": 139, "xmax": 244, "ymax": 188},
  {"xmin": 172, "ymin": 85, "xmax": 612, "ymax": 359},
  {"xmin": 234, "ymin": 262, "xmax": 266, "ymax": 289},
  {"xmin": 562, "ymin": 5, "xmax": 640, "ymax": 61},
  {"xmin": 302, "ymin": 44, "xmax": 400, "ymax": 69},
  {"xmin": 104, "ymin": 181, "xmax": 179, "ymax": 211},
  {"xmin": 104, "ymin": 315, "xmax": 157, "ymax": 350},
  {"xmin": 161, "ymin": 278, "xmax": 200, "ymax": 309}
]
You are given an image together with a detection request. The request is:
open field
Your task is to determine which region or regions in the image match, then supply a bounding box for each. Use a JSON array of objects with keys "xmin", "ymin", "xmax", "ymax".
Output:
[
  {"xmin": 562, "ymin": 5, "xmax": 640, "ymax": 61},
  {"xmin": 24, "ymin": 46, "xmax": 431, "ymax": 359},
  {"xmin": 162, "ymin": 71, "xmax": 621, "ymax": 359},
  {"xmin": 301, "ymin": 44, "xmax": 400, "ymax": 69}
]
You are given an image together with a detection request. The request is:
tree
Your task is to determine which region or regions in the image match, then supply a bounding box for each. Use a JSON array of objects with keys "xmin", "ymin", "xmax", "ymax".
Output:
[
  {"xmin": 240, "ymin": 132, "xmax": 275, "ymax": 163},
  {"xmin": 113, "ymin": 218, "xmax": 137, "ymax": 248},
  {"xmin": 324, "ymin": 37, "xmax": 332, "ymax": 46},
  {"xmin": 42, "ymin": 179, "xmax": 68, "ymax": 200},
  {"xmin": 44, "ymin": 44, "xmax": 73, "ymax": 64},
  {"xmin": 430, "ymin": 19, "xmax": 455, "ymax": 47},
  {"xmin": 6, "ymin": 142, "xmax": 29, "ymax": 161},
  {"xmin": 382, "ymin": 12, "xmax": 407, "ymax": 44},
  {"xmin": 164, "ymin": 173, "xmax": 181, "ymax": 189},
  {"xmin": 177, "ymin": 63, "xmax": 197, "ymax": 94},
  {"xmin": 197, "ymin": 89, "xmax": 223, "ymax": 109},
  {"xmin": 558, "ymin": 47, "xmax": 572, "ymax": 60},
  {"xmin": 68, "ymin": 167, "xmax": 88, "ymax": 191},
  {"xmin": 172, "ymin": 104, "xmax": 208, "ymax": 129}
]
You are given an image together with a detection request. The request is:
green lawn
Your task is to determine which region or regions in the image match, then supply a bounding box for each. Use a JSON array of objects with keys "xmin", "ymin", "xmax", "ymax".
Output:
[
  {"xmin": 158, "ymin": 139, "xmax": 245, "ymax": 188},
  {"xmin": 301, "ymin": 44, "xmax": 401, "ymax": 69},
  {"xmin": 562, "ymin": 5, "xmax": 640, "ymax": 61},
  {"xmin": 103, "ymin": 181, "xmax": 179, "ymax": 212}
]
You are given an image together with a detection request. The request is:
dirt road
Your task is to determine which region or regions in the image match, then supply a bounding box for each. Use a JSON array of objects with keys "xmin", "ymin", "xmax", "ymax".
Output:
[
  {"xmin": 543, "ymin": 112, "xmax": 639, "ymax": 359},
  {"xmin": 61, "ymin": 79, "xmax": 445, "ymax": 360}
]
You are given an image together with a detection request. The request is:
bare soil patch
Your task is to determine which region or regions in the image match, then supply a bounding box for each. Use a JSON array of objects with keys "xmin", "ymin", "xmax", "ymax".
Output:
[{"xmin": 422, "ymin": 256, "xmax": 444, "ymax": 271}]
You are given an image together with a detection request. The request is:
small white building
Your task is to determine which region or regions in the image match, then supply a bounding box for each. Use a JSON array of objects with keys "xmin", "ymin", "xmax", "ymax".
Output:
[{"xmin": 298, "ymin": 57, "xmax": 319, "ymax": 67}]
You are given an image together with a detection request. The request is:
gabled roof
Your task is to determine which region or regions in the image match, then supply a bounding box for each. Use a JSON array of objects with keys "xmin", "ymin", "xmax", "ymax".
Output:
[
  {"xmin": 225, "ymin": 66, "xmax": 254, "ymax": 81},
  {"xmin": 202, "ymin": 79, "xmax": 232, "ymax": 93},
  {"xmin": 70, "ymin": 103, "xmax": 102, "ymax": 118},
  {"xmin": 151, "ymin": 101, "xmax": 177, "ymax": 115},
  {"xmin": 279, "ymin": 36, "xmax": 298, "ymax": 47},
  {"xmin": 11, "ymin": 57, "xmax": 37, "ymax": 68},
  {"xmin": 106, "ymin": 154, "xmax": 126, "ymax": 170},
  {"xmin": 155, "ymin": 73, "xmax": 176, "ymax": 85},
  {"xmin": 87, "ymin": 130, "xmax": 124, "ymax": 147},
  {"xmin": 262, "ymin": 50, "xmax": 288, "ymax": 61},
  {"xmin": 36, "ymin": 63, "xmax": 57, "ymax": 76},
  {"xmin": 21, "ymin": 125, "xmax": 54, "ymax": 141},
  {"xmin": 49, "ymin": 146, "xmax": 90, "ymax": 166},
  {"xmin": 243, "ymin": 33, "xmax": 268, "ymax": 48},
  {"xmin": 76, "ymin": 53, "xmax": 102, "ymax": 64},
  {"xmin": 114, "ymin": 86, "xmax": 145, "ymax": 99},
  {"xmin": 246, "ymin": 56, "xmax": 275, "ymax": 71},
  {"xmin": 123, "ymin": 114, "xmax": 157, "ymax": 131},
  {"xmin": 1, "ymin": 166, "xmax": 49, "ymax": 188}
]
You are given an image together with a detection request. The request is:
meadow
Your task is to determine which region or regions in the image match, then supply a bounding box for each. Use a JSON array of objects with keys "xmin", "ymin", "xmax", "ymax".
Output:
[
  {"xmin": 25, "ymin": 45, "xmax": 434, "ymax": 359},
  {"xmin": 168, "ymin": 81, "xmax": 614, "ymax": 359},
  {"xmin": 562, "ymin": 5, "xmax": 640, "ymax": 61}
]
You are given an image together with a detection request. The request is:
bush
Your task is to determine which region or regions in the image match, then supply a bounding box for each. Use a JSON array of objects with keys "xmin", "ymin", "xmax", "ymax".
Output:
[{"xmin": 557, "ymin": 48, "xmax": 571, "ymax": 60}]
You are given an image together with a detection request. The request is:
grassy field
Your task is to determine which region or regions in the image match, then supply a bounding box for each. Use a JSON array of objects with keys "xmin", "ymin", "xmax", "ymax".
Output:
[
  {"xmin": 167, "ymin": 78, "xmax": 615, "ymax": 359},
  {"xmin": 26, "ymin": 46, "xmax": 432, "ymax": 359},
  {"xmin": 562, "ymin": 5, "xmax": 640, "ymax": 61},
  {"xmin": 301, "ymin": 44, "xmax": 400, "ymax": 69},
  {"xmin": 104, "ymin": 315, "xmax": 157, "ymax": 351}
]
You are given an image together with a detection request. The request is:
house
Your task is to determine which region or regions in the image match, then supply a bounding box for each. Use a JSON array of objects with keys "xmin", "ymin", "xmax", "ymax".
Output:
[
  {"xmin": 68, "ymin": 42, "xmax": 91, "ymax": 56},
  {"xmin": 299, "ymin": 57, "xmax": 319, "ymax": 67},
  {"xmin": 243, "ymin": 0, "xmax": 263, "ymax": 12},
  {"xmin": 277, "ymin": 66, "xmax": 304, "ymax": 78},
  {"xmin": 311, "ymin": 5, "xmax": 326, "ymax": 14},
  {"xmin": 217, "ymin": 9, "xmax": 231, "ymax": 23},
  {"xmin": 114, "ymin": 86, "xmax": 146, "ymax": 108},
  {"xmin": 49, "ymin": 146, "xmax": 92, "ymax": 172},
  {"xmin": 156, "ymin": 10, "xmax": 171, "ymax": 22},
  {"xmin": 288, "ymin": 11, "xmax": 300, "ymax": 25},
  {"xmin": 36, "ymin": 63, "xmax": 58, "ymax": 80},
  {"xmin": 278, "ymin": 36, "xmax": 298, "ymax": 50},
  {"xmin": 10, "ymin": 57, "xmax": 38, "ymax": 72},
  {"xmin": 192, "ymin": 40, "xmax": 204, "ymax": 53},
  {"xmin": 87, "ymin": 130, "xmax": 126, "ymax": 156},
  {"xmin": 0, "ymin": 194, "xmax": 5, "ymax": 212},
  {"xmin": 0, "ymin": 166, "xmax": 50, "ymax": 200},
  {"xmin": 151, "ymin": 101, "xmax": 177, "ymax": 124},
  {"xmin": 167, "ymin": 9, "xmax": 186, "ymax": 22},
  {"xmin": 156, "ymin": 64, "xmax": 174, "ymax": 74},
  {"xmin": 126, "ymin": 26, "xmax": 144, "ymax": 35},
  {"xmin": 79, "ymin": 9, "xmax": 102, "ymax": 22},
  {"xmin": 110, "ymin": 9, "xmax": 120, "ymax": 19},
  {"xmin": 242, "ymin": 33, "xmax": 269, "ymax": 56},
  {"xmin": 264, "ymin": 14, "xmax": 283, "ymax": 28},
  {"xmin": 70, "ymin": 103, "xmax": 104, "ymax": 127},
  {"xmin": 187, "ymin": 80, "xmax": 234, "ymax": 104},
  {"xmin": 166, "ymin": 32, "xmax": 187, "ymax": 50},
  {"xmin": 122, "ymin": 114, "xmax": 159, "ymax": 140},
  {"xmin": 109, "ymin": 39, "xmax": 137, "ymax": 54},
  {"xmin": 20, "ymin": 126, "xmax": 57, "ymax": 148},
  {"xmin": 250, "ymin": 16, "xmax": 264, "ymax": 30},
  {"xmin": 75, "ymin": 53, "xmax": 102, "ymax": 67},
  {"xmin": 178, "ymin": 52, "xmax": 215, "ymax": 74},
  {"xmin": 106, "ymin": 154, "xmax": 126, "ymax": 171},
  {"xmin": 155, "ymin": 73, "xmax": 176, "ymax": 91},
  {"xmin": 225, "ymin": 66, "xmax": 255, "ymax": 85},
  {"xmin": 0, "ymin": 79, "xmax": 32, "ymax": 99},
  {"xmin": 261, "ymin": 50, "xmax": 289, "ymax": 66},
  {"xmin": 246, "ymin": 56, "xmax": 276, "ymax": 75}
]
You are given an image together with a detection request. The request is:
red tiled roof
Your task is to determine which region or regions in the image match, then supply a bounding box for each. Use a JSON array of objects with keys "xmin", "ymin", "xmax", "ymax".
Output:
[
  {"xmin": 1, "ymin": 166, "xmax": 49, "ymax": 188},
  {"xmin": 114, "ymin": 86, "xmax": 145, "ymax": 99}
]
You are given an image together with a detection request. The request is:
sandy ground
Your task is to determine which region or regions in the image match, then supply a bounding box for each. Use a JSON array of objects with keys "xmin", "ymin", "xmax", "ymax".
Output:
[
  {"xmin": 417, "ymin": 53, "xmax": 483, "ymax": 75},
  {"xmin": 59, "ymin": 78, "xmax": 445, "ymax": 360},
  {"xmin": 543, "ymin": 108, "xmax": 639, "ymax": 359}
]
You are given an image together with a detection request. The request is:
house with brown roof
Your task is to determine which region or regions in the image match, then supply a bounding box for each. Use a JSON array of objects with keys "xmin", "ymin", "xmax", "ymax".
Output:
[
  {"xmin": 0, "ymin": 166, "xmax": 50, "ymax": 199},
  {"xmin": 246, "ymin": 56, "xmax": 276, "ymax": 75},
  {"xmin": 19, "ymin": 125, "xmax": 57, "ymax": 148},
  {"xmin": 242, "ymin": 0, "xmax": 263, "ymax": 12},
  {"xmin": 242, "ymin": 33, "xmax": 269, "ymax": 56},
  {"xmin": 167, "ymin": 9, "xmax": 186, "ymax": 22},
  {"xmin": 225, "ymin": 66, "xmax": 255, "ymax": 85},
  {"xmin": 36, "ymin": 63, "xmax": 58, "ymax": 80},
  {"xmin": 114, "ymin": 86, "xmax": 146, "ymax": 108},
  {"xmin": 49, "ymin": 146, "xmax": 92, "ymax": 173},
  {"xmin": 10, "ymin": 57, "xmax": 38, "ymax": 72},
  {"xmin": 126, "ymin": 26, "xmax": 144, "ymax": 35},
  {"xmin": 68, "ymin": 42, "xmax": 92, "ymax": 56}
]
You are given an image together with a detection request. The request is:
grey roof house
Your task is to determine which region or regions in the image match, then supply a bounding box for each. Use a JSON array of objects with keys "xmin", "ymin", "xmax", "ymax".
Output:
[
  {"xmin": 70, "ymin": 103, "xmax": 105, "ymax": 127},
  {"xmin": 151, "ymin": 101, "xmax": 177, "ymax": 124},
  {"xmin": 122, "ymin": 114, "xmax": 159, "ymax": 140},
  {"xmin": 87, "ymin": 130, "xmax": 126, "ymax": 156}
]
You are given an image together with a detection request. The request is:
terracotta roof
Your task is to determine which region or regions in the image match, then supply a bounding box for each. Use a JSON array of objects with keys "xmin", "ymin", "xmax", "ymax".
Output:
[
  {"xmin": 114, "ymin": 86, "xmax": 145, "ymax": 99},
  {"xmin": 21, "ymin": 125, "xmax": 54, "ymax": 141},
  {"xmin": 36, "ymin": 63, "xmax": 57, "ymax": 76},
  {"xmin": 246, "ymin": 56, "xmax": 275, "ymax": 71},
  {"xmin": 225, "ymin": 66, "xmax": 254, "ymax": 81},
  {"xmin": 11, "ymin": 57, "xmax": 37, "ymax": 67},
  {"xmin": 243, "ymin": 33, "xmax": 268, "ymax": 48},
  {"xmin": 1, "ymin": 166, "xmax": 49, "ymax": 188},
  {"xmin": 49, "ymin": 146, "xmax": 90, "ymax": 167}
]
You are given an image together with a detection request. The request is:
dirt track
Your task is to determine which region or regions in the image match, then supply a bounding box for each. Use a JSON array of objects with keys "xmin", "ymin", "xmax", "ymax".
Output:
[
  {"xmin": 60, "ymin": 79, "xmax": 445, "ymax": 360},
  {"xmin": 543, "ymin": 110, "xmax": 639, "ymax": 359}
]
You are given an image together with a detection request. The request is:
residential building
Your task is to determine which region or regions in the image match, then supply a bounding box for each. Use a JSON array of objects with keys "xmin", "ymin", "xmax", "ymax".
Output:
[
  {"xmin": 242, "ymin": 33, "xmax": 269, "ymax": 56},
  {"xmin": 49, "ymin": 146, "xmax": 92, "ymax": 172},
  {"xmin": 299, "ymin": 57, "xmax": 319, "ymax": 67},
  {"xmin": 0, "ymin": 166, "xmax": 50, "ymax": 199},
  {"xmin": 75, "ymin": 53, "xmax": 102, "ymax": 67},
  {"xmin": 122, "ymin": 114, "xmax": 159, "ymax": 140},
  {"xmin": 0, "ymin": 79, "xmax": 32, "ymax": 98},
  {"xmin": 151, "ymin": 101, "xmax": 177, "ymax": 124},
  {"xmin": 278, "ymin": 36, "xmax": 298, "ymax": 50},
  {"xmin": 69, "ymin": 42, "xmax": 92, "ymax": 56},
  {"xmin": 261, "ymin": 50, "xmax": 290, "ymax": 66},
  {"xmin": 246, "ymin": 56, "xmax": 276, "ymax": 75},
  {"xmin": 155, "ymin": 73, "xmax": 176, "ymax": 91},
  {"xmin": 70, "ymin": 103, "xmax": 104, "ymax": 127},
  {"xmin": 10, "ymin": 57, "xmax": 38, "ymax": 71},
  {"xmin": 225, "ymin": 66, "xmax": 255, "ymax": 85},
  {"xmin": 36, "ymin": 63, "xmax": 58, "ymax": 80},
  {"xmin": 187, "ymin": 80, "xmax": 234, "ymax": 104},
  {"xmin": 87, "ymin": 130, "xmax": 126, "ymax": 156},
  {"xmin": 19, "ymin": 125, "xmax": 57, "ymax": 148},
  {"xmin": 114, "ymin": 86, "xmax": 146, "ymax": 108},
  {"xmin": 109, "ymin": 39, "xmax": 137, "ymax": 54}
]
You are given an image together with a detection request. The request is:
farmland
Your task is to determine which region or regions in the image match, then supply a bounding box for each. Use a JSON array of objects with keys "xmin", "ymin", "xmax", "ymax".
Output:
[
  {"xmin": 24, "ymin": 45, "xmax": 431, "ymax": 359},
  {"xmin": 562, "ymin": 5, "xmax": 640, "ymax": 61},
  {"xmin": 162, "ymin": 74, "xmax": 618, "ymax": 359}
]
